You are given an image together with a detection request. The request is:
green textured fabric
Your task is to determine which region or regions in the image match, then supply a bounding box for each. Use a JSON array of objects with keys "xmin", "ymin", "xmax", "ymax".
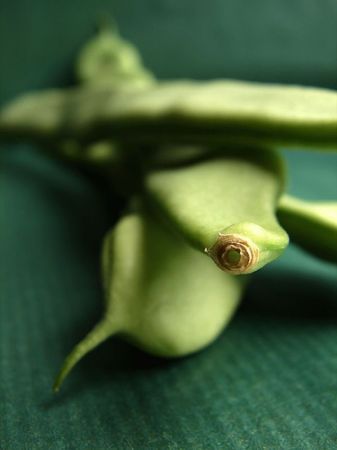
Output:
[
  {"xmin": 1, "ymin": 1, "xmax": 337, "ymax": 449},
  {"xmin": 1, "ymin": 148, "xmax": 337, "ymax": 449}
]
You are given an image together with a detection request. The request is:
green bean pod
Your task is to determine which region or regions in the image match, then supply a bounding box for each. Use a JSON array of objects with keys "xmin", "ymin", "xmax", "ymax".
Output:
[
  {"xmin": 1, "ymin": 80, "xmax": 336, "ymax": 149},
  {"xmin": 278, "ymin": 194, "xmax": 337, "ymax": 263},
  {"xmin": 144, "ymin": 147, "xmax": 289, "ymax": 274},
  {"xmin": 53, "ymin": 207, "xmax": 245, "ymax": 391}
]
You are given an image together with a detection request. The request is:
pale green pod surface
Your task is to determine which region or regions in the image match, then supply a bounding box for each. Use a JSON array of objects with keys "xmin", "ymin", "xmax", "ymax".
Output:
[
  {"xmin": 76, "ymin": 25, "xmax": 154, "ymax": 88},
  {"xmin": 64, "ymin": 25, "xmax": 155, "ymax": 164},
  {"xmin": 1, "ymin": 80, "xmax": 336, "ymax": 149},
  {"xmin": 53, "ymin": 209, "xmax": 245, "ymax": 392},
  {"xmin": 51, "ymin": 21, "xmax": 155, "ymax": 164},
  {"xmin": 145, "ymin": 147, "xmax": 289, "ymax": 274},
  {"xmin": 278, "ymin": 194, "xmax": 337, "ymax": 263}
]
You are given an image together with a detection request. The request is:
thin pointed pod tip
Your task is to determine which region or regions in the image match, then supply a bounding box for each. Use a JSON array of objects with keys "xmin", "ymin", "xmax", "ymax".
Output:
[{"xmin": 52, "ymin": 319, "xmax": 118, "ymax": 393}]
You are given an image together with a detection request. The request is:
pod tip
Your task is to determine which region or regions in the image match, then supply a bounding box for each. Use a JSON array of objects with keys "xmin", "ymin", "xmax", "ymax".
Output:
[{"xmin": 52, "ymin": 319, "xmax": 116, "ymax": 393}]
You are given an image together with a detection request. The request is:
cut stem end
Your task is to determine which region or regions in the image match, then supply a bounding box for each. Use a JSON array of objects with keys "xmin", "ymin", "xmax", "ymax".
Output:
[{"xmin": 206, "ymin": 233, "xmax": 259, "ymax": 275}]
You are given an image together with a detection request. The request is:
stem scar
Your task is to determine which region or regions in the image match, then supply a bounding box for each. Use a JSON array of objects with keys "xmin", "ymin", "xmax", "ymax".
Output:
[{"xmin": 206, "ymin": 233, "xmax": 259, "ymax": 274}]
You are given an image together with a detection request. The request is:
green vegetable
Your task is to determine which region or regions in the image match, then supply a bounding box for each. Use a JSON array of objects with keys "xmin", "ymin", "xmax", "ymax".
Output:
[
  {"xmin": 76, "ymin": 24, "xmax": 154, "ymax": 88},
  {"xmin": 53, "ymin": 207, "xmax": 245, "ymax": 391},
  {"xmin": 145, "ymin": 147, "xmax": 289, "ymax": 274},
  {"xmin": 278, "ymin": 194, "xmax": 337, "ymax": 262},
  {"xmin": 1, "ymin": 79, "xmax": 336, "ymax": 149},
  {"xmin": 1, "ymin": 24, "xmax": 336, "ymax": 394},
  {"xmin": 42, "ymin": 25, "xmax": 152, "ymax": 190}
]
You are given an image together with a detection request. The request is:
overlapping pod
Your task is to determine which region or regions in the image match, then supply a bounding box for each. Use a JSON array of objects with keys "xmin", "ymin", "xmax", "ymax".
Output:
[
  {"xmin": 53, "ymin": 208, "xmax": 245, "ymax": 391},
  {"xmin": 144, "ymin": 147, "xmax": 289, "ymax": 274},
  {"xmin": 278, "ymin": 195, "xmax": 337, "ymax": 263},
  {"xmin": 43, "ymin": 25, "xmax": 154, "ymax": 168},
  {"xmin": 1, "ymin": 80, "xmax": 337, "ymax": 150},
  {"xmin": 42, "ymin": 26, "xmax": 154, "ymax": 190}
]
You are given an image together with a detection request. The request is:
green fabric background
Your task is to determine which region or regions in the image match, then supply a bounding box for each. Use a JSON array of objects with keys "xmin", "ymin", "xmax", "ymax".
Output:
[{"xmin": 1, "ymin": 1, "xmax": 337, "ymax": 449}]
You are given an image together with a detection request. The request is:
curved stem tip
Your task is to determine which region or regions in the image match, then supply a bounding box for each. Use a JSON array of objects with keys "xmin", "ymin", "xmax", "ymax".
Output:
[{"xmin": 53, "ymin": 319, "xmax": 118, "ymax": 393}]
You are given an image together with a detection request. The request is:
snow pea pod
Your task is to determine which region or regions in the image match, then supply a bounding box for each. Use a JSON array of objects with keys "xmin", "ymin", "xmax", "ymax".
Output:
[
  {"xmin": 53, "ymin": 207, "xmax": 245, "ymax": 391},
  {"xmin": 278, "ymin": 195, "xmax": 337, "ymax": 263},
  {"xmin": 1, "ymin": 80, "xmax": 336, "ymax": 149},
  {"xmin": 144, "ymin": 147, "xmax": 289, "ymax": 274}
]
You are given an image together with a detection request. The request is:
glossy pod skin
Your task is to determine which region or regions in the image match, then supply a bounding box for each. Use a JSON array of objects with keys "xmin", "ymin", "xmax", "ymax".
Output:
[
  {"xmin": 278, "ymin": 195, "xmax": 337, "ymax": 263},
  {"xmin": 53, "ymin": 208, "xmax": 245, "ymax": 391},
  {"xmin": 144, "ymin": 147, "xmax": 289, "ymax": 274},
  {"xmin": 1, "ymin": 80, "xmax": 337, "ymax": 150}
]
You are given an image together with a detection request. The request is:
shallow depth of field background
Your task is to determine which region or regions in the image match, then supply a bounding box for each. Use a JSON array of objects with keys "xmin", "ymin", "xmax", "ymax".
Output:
[{"xmin": 1, "ymin": 1, "xmax": 336, "ymax": 449}]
